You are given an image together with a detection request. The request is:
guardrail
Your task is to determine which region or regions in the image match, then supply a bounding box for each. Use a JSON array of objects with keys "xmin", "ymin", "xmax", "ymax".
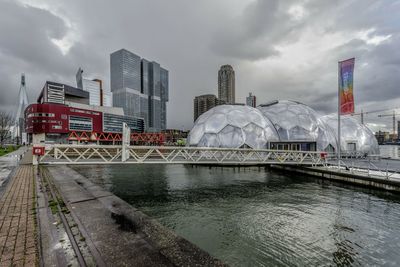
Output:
[
  {"xmin": 326, "ymin": 158, "xmax": 400, "ymax": 180},
  {"xmin": 37, "ymin": 145, "xmax": 328, "ymax": 166}
]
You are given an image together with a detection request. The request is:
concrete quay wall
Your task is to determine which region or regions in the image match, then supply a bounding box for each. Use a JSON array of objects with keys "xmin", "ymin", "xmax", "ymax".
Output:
[{"xmin": 44, "ymin": 165, "xmax": 227, "ymax": 266}]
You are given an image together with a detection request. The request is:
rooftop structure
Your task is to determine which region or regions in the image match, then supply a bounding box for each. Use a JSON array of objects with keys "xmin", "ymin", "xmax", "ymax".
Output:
[
  {"xmin": 37, "ymin": 81, "xmax": 89, "ymax": 105},
  {"xmin": 76, "ymin": 68, "xmax": 112, "ymax": 107}
]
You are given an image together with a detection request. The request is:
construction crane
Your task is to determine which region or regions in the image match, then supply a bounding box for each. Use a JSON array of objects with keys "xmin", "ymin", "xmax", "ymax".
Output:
[
  {"xmin": 378, "ymin": 110, "xmax": 400, "ymax": 137},
  {"xmin": 351, "ymin": 108, "xmax": 395, "ymax": 124}
]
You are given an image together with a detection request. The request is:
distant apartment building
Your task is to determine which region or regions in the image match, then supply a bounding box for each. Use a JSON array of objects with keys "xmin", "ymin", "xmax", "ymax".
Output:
[
  {"xmin": 246, "ymin": 92, "xmax": 256, "ymax": 107},
  {"xmin": 218, "ymin": 65, "xmax": 235, "ymax": 104},
  {"xmin": 375, "ymin": 131, "xmax": 390, "ymax": 145},
  {"xmin": 193, "ymin": 94, "xmax": 219, "ymax": 122},
  {"xmin": 76, "ymin": 68, "xmax": 112, "ymax": 107},
  {"xmin": 110, "ymin": 49, "xmax": 168, "ymax": 132}
]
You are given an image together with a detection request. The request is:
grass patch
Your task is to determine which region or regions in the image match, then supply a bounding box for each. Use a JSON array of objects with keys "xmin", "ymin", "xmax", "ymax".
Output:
[
  {"xmin": 0, "ymin": 145, "xmax": 20, "ymax": 156},
  {"xmin": 48, "ymin": 199, "xmax": 58, "ymax": 214}
]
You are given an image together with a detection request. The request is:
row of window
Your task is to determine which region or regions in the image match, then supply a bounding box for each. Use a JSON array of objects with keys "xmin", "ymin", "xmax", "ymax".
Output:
[
  {"xmin": 27, "ymin": 113, "xmax": 55, "ymax": 118},
  {"xmin": 69, "ymin": 116, "xmax": 93, "ymax": 131}
]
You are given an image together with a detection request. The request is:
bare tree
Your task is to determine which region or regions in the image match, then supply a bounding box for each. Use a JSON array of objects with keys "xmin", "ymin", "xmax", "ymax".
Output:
[{"xmin": 0, "ymin": 111, "xmax": 14, "ymax": 146}]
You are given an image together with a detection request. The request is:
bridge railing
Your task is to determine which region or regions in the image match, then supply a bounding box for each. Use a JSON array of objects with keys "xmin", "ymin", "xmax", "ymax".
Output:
[{"xmin": 38, "ymin": 144, "xmax": 328, "ymax": 166}]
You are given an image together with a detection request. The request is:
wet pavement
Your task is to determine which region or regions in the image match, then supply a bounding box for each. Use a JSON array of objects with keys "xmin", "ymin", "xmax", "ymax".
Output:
[{"xmin": 0, "ymin": 147, "xmax": 27, "ymax": 192}]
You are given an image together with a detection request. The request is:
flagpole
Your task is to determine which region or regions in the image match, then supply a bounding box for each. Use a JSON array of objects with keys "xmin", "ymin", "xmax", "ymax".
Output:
[{"xmin": 338, "ymin": 61, "xmax": 341, "ymax": 169}]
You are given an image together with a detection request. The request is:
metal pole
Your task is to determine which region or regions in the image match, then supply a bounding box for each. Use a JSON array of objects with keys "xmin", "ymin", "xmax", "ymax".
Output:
[{"xmin": 338, "ymin": 61, "xmax": 341, "ymax": 169}]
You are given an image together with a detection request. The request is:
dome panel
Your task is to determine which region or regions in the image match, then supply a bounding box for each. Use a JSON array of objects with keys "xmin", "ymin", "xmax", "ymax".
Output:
[
  {"xmin": 198, "ymin": 133, "xmax": 220, "ymax": 147},
  {"xmin": 204, "ymin": 113, "xmax": 228, "ymax": 133},
  {"xmin": 218, "ymin": 125, "xmax": 244, "ymax": 148},
  {"xmin": 227, "ymin": 109, "xmax": 248, "ymax": 128},
  {"xmin": 187, "ymin": 123, "xmax": 205, "ymax": 145},
  {"xmin": 243, "ymin": 123, "xmax": 267, "ymax": 149}
]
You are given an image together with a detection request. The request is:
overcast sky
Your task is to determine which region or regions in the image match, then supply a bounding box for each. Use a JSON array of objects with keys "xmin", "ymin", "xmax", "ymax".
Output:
[{"xmin": 1, "ymin": 0, "xmax": 399, "ymax": 132}]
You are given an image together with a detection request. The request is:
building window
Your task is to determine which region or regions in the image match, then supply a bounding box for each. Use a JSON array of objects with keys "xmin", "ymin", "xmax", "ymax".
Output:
[{"xmin": 69, "ymin": 116, "xmax": 92, "ymax": 131}]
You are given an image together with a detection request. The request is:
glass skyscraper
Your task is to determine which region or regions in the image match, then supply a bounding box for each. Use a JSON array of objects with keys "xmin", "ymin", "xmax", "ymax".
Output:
[{"xmin": 110, "ymin": 49, "xmax": 169, "ymax": 132}]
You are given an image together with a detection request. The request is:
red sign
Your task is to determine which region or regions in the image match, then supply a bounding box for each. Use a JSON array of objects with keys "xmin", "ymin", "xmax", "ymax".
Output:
[{"xmin": 32, "ymin": 146, "xmax": 45, "ymax": 156}]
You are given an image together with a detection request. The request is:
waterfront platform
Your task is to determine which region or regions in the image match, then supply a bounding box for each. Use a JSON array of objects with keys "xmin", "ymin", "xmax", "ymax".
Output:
[{"xmin": 272, "ymin": 159, "xmax": 400, "ymax": 193}]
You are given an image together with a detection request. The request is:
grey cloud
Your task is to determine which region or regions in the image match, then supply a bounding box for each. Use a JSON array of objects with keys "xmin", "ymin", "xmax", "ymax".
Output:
[
  {"xmin": 210, "ymin": 0, "xmax": 304, "ymax": 61},
  {"xmin": 0, "ymin": 0, "xmax": 72, "ymax": 112},
  {"xmin": 0, "ymin": 0, "xmax": 399, "ymax": 132}
]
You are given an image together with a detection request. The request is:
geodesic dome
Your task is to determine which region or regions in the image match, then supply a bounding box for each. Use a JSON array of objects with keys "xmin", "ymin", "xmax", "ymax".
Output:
[
  {"xmin": 188, "ymin": 105, "xmax": 279, "ymax": 149},
  {"xmin": 320, "ymin": 114, "xmax": 379, "ymax": 155},
  {"xmin": 257, "ymin": 100, "xmax": 320, "ymax": 141},
  {"xmin": 317, "ymin": 118, "xmax": 339, "ymax": 152}
]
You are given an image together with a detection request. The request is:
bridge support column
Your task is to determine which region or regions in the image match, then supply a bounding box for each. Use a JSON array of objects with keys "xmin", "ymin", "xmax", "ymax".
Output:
[{"xmin": 122, "ymin": 123, "xmax": 130, "ymax": 162}]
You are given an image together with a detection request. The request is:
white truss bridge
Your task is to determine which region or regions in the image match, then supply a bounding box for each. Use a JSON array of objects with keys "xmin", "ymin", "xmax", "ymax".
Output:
[{"xmin": 38, "ymin": 145, "xmax": 327, "ymax": 166}]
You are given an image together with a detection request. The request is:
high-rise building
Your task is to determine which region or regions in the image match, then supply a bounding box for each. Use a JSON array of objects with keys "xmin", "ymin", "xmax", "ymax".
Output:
[
  {"xmin": 111, "ymin": 49, "xmax": 168, "ymax": 132},
  {"xmin": 15, "ymin": 73, "xmax": 29, "ymax": 144},
  {"xmin": 193, "ymin": 94, "xmax": 219, "ymax": 122},
  {"xmin": 218, "ymin": 65, "xmax": 235, "ymax": 104},
  {"xmin": 246, "ymin": 92, "xmax": 256, "ymax": 107},
  {"xmin": 76, "ymin": 68, "xmax": 112, "ymax": 107}
]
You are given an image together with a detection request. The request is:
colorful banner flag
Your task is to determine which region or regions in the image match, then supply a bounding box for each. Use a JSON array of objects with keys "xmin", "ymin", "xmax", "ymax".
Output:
[{"xmin": 339, "ymin": 58, "xmax": 355, "ymax": 115}]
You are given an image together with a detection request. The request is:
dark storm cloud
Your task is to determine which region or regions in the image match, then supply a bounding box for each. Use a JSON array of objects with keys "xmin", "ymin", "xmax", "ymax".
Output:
[
  {"xmin": 0, "ymin": 0, "xmax": 399, "ymax": 131},
  {"xmin": 0, "ymin": 0, "xmax": 71, "ymax": 111},
  {"xmin": 210, "ymin": 0, "xmax": 303, "ymax": 61}
]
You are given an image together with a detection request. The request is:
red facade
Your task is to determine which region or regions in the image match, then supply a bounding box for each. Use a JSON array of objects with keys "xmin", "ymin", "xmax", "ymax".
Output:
[
  {"xmin": 25, "ymin": 103, "xmax": 102, "ymax": 134},
  {"xmin": 25, "ymin": 103, "xmax": 164, "ymax": 145}
]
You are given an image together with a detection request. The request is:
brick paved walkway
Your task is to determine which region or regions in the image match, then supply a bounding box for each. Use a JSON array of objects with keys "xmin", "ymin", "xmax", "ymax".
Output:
[{"xmin": 0, "ymin": 166, "xmax": 38, "ymax": 266}]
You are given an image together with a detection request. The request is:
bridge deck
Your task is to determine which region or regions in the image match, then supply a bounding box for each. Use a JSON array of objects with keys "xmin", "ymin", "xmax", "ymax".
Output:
[{"xmin": 38, "ymin": 145, "xmax": 327, "ymax": 166}]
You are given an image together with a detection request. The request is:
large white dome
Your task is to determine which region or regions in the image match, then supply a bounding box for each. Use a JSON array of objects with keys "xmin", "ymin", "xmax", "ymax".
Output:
[
  {"xmin": 257, "ymin": 100, "xmax": 319, "ymax": 142},
  {"xmin": 320, "ymin": 114, "xmax": 379, "ymax": 155},
  {"xmin": 187, "ymin": 105, "xmax": 279, "ymax": 149}
]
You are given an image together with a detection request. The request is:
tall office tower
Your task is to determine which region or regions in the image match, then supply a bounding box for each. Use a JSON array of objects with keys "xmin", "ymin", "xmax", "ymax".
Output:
[
  {"xmin": 76, "ymin": 68, "xmax": 112, "ymax": 107},
  {"xmin": 218, "ymin": 65, "xmax": 235, "ymax": 104},
  {"xmin": 193, "ymin": 94, "xmax": 219, "ymax": 122},
  {"xmin": 110, "ymin": 49, "xmax": 169, "ymax": 132},
  {"xmin": 160, "ymin": 68, "xmax": 169, "ymax": 130},
  {"xmin": 246, "ymin": 92, "xmax": 256, "ymax": 107}
]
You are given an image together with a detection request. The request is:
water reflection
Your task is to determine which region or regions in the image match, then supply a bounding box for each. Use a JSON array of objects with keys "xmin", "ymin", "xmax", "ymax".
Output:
[
  {"xmin": 72, "ymin": 164, "xmax": 400, "ymax": 266},
  {"xmin": 380, "ymin": 145, "xmax": 400, "ymax": 159}
]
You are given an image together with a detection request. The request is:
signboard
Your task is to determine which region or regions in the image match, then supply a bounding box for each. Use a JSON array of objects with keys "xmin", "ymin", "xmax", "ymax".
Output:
[
  {"xmin": 32, "ymin": 146, "xmax": 45, "ymax": 156},
  {"xmin": 339, "ymin": 58, "xmax": 355, "ymax": 115}
]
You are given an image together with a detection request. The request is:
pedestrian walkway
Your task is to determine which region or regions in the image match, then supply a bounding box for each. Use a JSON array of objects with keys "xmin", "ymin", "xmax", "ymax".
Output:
[{"xmin": 0, "ymin": 165, "xmax": 38, "ymax": 266}]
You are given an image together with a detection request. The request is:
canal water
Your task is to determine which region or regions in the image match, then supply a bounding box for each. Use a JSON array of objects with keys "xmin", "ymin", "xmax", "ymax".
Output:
[
  {"xmin": 72, "ymin": 164, "xmax": 400, "ymax": 266},
  {"xmin": 379, "ymin": 145, "xmax": 400, "ymax": 159}
]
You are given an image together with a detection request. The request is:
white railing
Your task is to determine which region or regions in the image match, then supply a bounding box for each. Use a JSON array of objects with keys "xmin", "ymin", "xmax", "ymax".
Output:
[
  {"xmin": 326, "ymin": 158, "xmax": 400, "ymax": 180},
  {"xmin": 38, "ymin": 145, "xmax": 328, "ymax": 166}
]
